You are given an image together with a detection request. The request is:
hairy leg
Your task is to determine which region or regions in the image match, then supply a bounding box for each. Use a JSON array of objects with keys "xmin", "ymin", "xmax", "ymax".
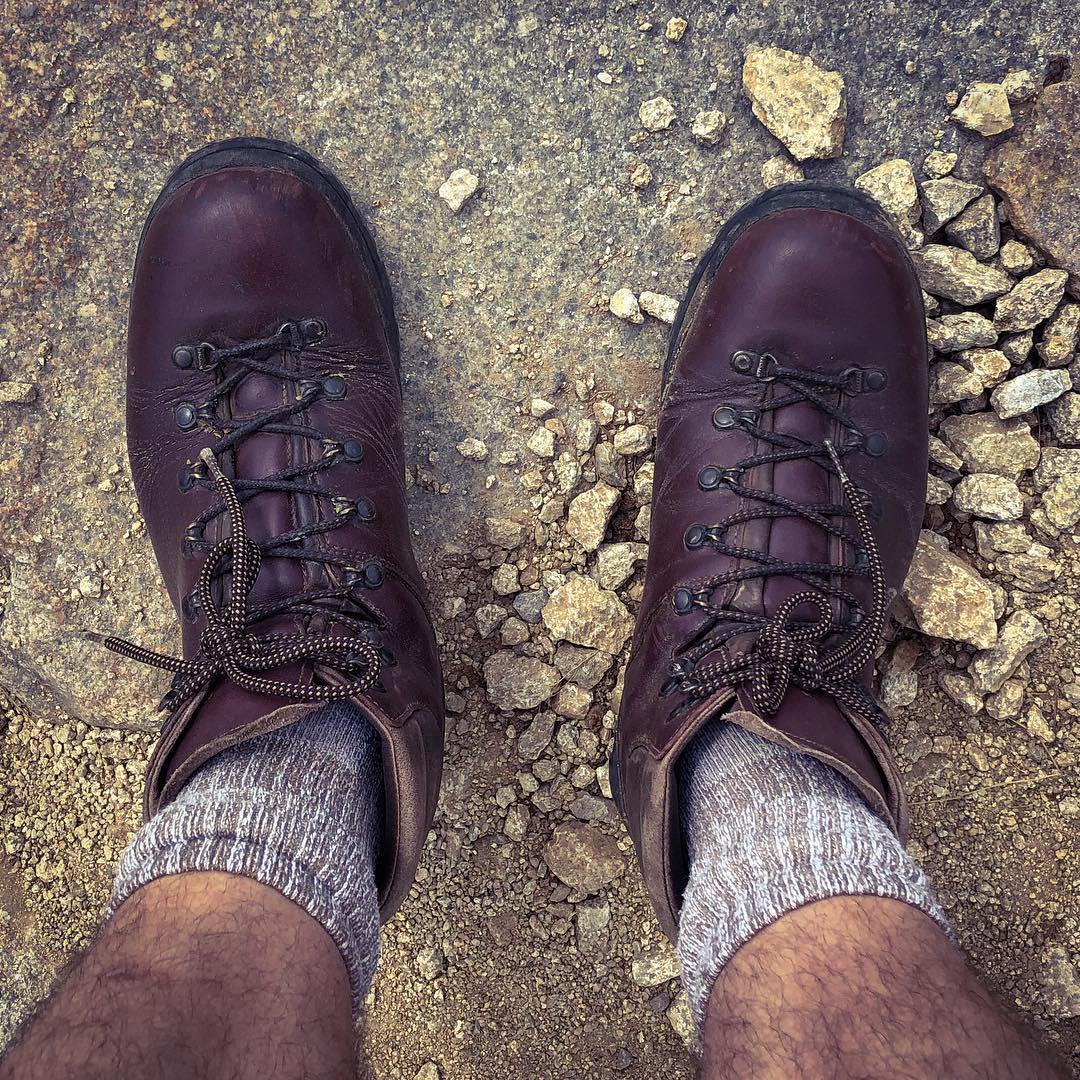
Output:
[
  {"xmin": 700, "ymin": 896, "xmax": 1064, "ymax": 1080},
  {"xmin": 0, "ymin": 872, "xmax": 356, "ymax": 1080}
]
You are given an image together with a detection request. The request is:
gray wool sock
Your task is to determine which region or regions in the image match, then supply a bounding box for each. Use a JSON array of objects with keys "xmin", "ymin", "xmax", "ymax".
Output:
[
  {"xmin": 109, "ymin": 700, "xmax": 382, "ymax": 1017},
  {"xmin": 676, "ymin": 719, "xmax": 952, "ymax": 1029}
]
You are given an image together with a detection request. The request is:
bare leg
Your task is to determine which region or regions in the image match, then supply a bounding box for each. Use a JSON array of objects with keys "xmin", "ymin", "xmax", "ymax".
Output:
[
  {"xmin": 700, "ymin": 896, "xmax": 1065, "ymax": 1080},
  {"xmin": 0, "ymin": 872, "xmax": 356, "ymax": 1080}
]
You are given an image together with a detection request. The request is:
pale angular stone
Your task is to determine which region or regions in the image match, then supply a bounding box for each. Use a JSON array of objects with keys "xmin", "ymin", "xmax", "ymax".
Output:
[
  {"xmin": 970, "ymin": 611, "xmax": 1047, "ymax": 694},
  {"xmin": 666, "ymin": 990, "xmax": 694, "ymax": 1048},
  {"xmin": 566, "ymin": 482, "xmax": 621, "ymax": 551},
  {"xmin": 920, "ymin": 178, "xmax": 983, "ymax": 234},
  {"xmin": 542, "ymin": 574, "xmax": 635, "ymax": 653},
  {"xmin": 939, "ymin": 412, "xmax": 1041, "ymax": 478},
  {"xmin": 1038, "ymin": 303, "xmax": 1080, "ymax": 367},
  {"xmin": 923, "ymin": 149, "xmax": 957, "ymax": 179},
  {"xmin": 486, "ymin": 516, "xmax": 528, "ymax": 547},
  {"xmin": 456, "ymin": 436, "xmax": 488, "ymax": 460},
  {"xmin": 595, "ymin": 542, "xmax": 647, "ymax": 590},
  {"xmin": 544, "ymin": 822, "xmax": 624, "ymax": 894},
  {"xmin": 690, "ymin": 109, "xmax": 726, "ymax": 144},
  {"xmin": 993, "ymin": 269, "xmax": 1070, "ymax": 333},
  {"xmin": 855, "ymin": 159, "xmax": 921, "ymax": 225},
  {"xmin": 925, "ymin": 474, "xmax": 952, "ymax": 505},
  {"xmin": 1000, "ymin": 331, "xmax": 1034, "ymax": 365},
  {"xmin": 639, "ymin": 96, "xmax": 676, "ymax": 131},
  {"xmin": 1047, "ymin": 392, "xmax": 1080, "ymax": 445},
  {"xmin": 951, "ymin": 82, "xmax": 1013, "ymax": 136},
  {"xmin": 527, "ymin": 425, "xmax": 556, "ymax": 458},
  {"xmin": 901, "ymin": 533, "xmax": 998, "ymax": 649},
  {"xmin": 926, "ymin": 312, "xmax": 997, "ymax": 353},
  {"xmin": 631, "ymin": 940, "xmax": 681, "ymax": 986},
  {"xmin": 613, "ymin": 424, "xmax": 652, "ymax": 455},
  {"xmin": 1033, "ymin": 447, "xmax": 1080, "ymax": 489},
  {"xmin": 938, "ymin": 671, "xmax": 985, "ymax": 714},
  {"xmin": 974, "ymin": 521, "xmax": 1031, "ymax": 558},
  {"xmin": 475, "ymin": 604, "xmax": 507, "ymax": 638},
  {"xmin": 952, "ymin": 474, "xmax": 1023, "ymax": 521},
  {"xmin": 742, "ymin": 47, "xmax": 846, "ymax": 161},
  {"xmin": 990, "ymin": 369, "xmax": 1071, "ymax": 419},
  {"xmin": 760, "ymin": 155, "xmax": 804, "ymax": 186},
  {"xmin": 928, "ymin": 435, "xmax": 963, "ymax": 471},
  {"xmin": 609, "ymin": 287, "xmax": 643, "ymax": 323},
  {"xmin": 999, "ymin": 240, "xmax": 1034, "ymax": 276},
  {"xmin": 492, "ymin": 563, "xmax": 520, "ymax": 595},
  {"xmin": 517, "ymin": 711, "xmax": 556, "ymax": 761},
  {"xmin": 639, "ymin": 290, "xmax": 679, "ymax": 324},
  {"xmin": 665, "ymin": 16, "xmax": 688, "ymax": 41},
  {"xmin": 1002, "ymin": 69, "xmax": 1038, "ymax": 103},
  {"xmin": 1042, "ymin": 475, "xmax": 1080, "ymax": 529},
  {"xmin": 555, "ymin": 683, "xmax": 592, "ymax": 720},
  {"xmin": 929, "ymin": 362, "xmax": 981, "ymax": 404},
  {"xmin": 945, "ymin": 195, "xmax": 1000, "ymax": 260},
  {"xmin": 483, "ymin": 652, "xmax": 561, "ymax": 710},
  {"xmin": 575, "ymin": 897, "xmax": 611, "ymax": 954},
  {"xmin": 1037, "ymin": 946, "xmax": 1080, "ymax": 1020},
  {"xmin": 956, "ymin": 347, "xmax": 1009, "ymax": 389},
  {"xmin": 912, "ymin": 244, "xmax": 1011, "ymax": 305},
  {"xmin": 554, "ymin": 643, "xmax": 614, "ymax": 691},
  {"xmin": 880, "ymin": 670, "xmax": 919, "ymax": 715},
  {"xmin": 438, "ymin": 167, "xmax": 479, "ymax": 212},
  {"xmin": 985, "ymin": 679, "xmax": 1024, "ymax": 720}
]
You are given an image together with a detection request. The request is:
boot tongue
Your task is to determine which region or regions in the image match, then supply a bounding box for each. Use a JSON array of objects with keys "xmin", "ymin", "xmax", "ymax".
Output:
[{"xmin": 733, "ymin": 684, "xmax": 888, "ymax": 799}]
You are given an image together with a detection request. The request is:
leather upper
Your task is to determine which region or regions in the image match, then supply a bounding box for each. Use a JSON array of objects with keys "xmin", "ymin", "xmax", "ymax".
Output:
[
  {"xmin": 616, "ymin": 192, "xmax": 928, "ymax": 938},
  {"xmin": 125, "ymin": 146, "xmax": 443, "ymax": 922}
]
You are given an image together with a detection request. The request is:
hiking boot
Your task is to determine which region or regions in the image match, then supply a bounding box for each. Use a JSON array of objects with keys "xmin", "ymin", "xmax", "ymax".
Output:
[
  {"xmin": 614, "ymin": 183, "xmax": 928, "ymax": 938},
  {"xmin": 103, "ymin": 138, "xmax": 443, "ymax": 922}
]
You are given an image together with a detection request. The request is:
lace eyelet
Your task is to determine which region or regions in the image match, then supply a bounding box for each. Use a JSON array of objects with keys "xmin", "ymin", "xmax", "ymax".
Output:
[
  {"xmin": 864, "ymin": 432, "xmax": 888, "ymax": 457},
  {"xmin": 181, "ymin": 592, "xmax": 202, "ymax": 621},
  {"xmin": 672, "ymin": 588, "xmax": 694, "ymax": 614},
  {"xmin": 322, "ymin": 374, "xmax": 347, "ymax": 400},
  {"xmin": 341, "ymin": 438, "xmax": 364, "ymax": 462},
  {"xmin": 685, "ymin": 525, "xmax": 707, "ymax": 549},
  {"xmin": 174, "ymin": 402, "xmax": 198, "ymax": 431},
  {"xmin": 698, "ymin": 466, "xmax": 722, "ymax": 491}
]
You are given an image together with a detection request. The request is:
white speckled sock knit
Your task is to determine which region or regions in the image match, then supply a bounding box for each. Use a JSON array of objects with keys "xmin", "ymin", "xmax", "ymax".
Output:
[
  {"xmin": 109, "ymin": 701, "xmax": 382, "ymax": 1017},
  {"xmin": 676, "ymin": 718, "xmax": 952, "ymax": 1029}
]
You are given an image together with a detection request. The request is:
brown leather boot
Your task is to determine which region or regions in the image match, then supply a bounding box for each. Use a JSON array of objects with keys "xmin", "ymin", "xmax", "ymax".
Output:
[
  {"xmin": 615, "ymin": 183, "xmax": 928, "ymax": 939},
  {"xmin": 102, "ymin": 138, "xmax": 443, "ymax": 922}
]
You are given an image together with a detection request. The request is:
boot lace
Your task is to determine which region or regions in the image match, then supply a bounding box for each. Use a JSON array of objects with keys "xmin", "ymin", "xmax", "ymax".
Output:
[
  {"xmin": 662, "ymin": 350, "xmax": 890, "ymax": 721},
  {"xmin": 92, "ymin": 319, "xmax": 385, "ymax": 712}
]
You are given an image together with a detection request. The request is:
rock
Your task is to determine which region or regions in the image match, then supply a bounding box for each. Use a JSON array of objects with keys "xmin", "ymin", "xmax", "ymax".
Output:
[
  {"xmin": 635, "ymin": 503, "xmax": 651, "ymax": 539},
  {"xmin": 956, "ymin": 347, "xmax": 1009, "ymax": 389},
  {"xmin": 633, "ymin": 461, "xmax": 654, "ymax": 503},
  {"xmin": 761, "ymin": 155, "xmax": 804, "ymax": 186},
  {"xmin": 483, "ymin": 652, "xmax": 561, "ymax": 710},
  {"xmin": 974, "ymin": 521, "xmax": 1032, "ymax": 557},
  {"xmin": 1037, "ymin": 946, "xmax": 1080, "ymax": 1019},
  {"xmin": 950, "ymin": 82, "xmax": 1013, "ymax": 136},
  {"xmin": 544, "ymin": 822, "xmax": 624, "ymax": 894},
  {"xmin": 517, "ymin": 711, "xmax": 556, "ymax": 761},
  {"xmin": 945, "ymin": 195, "xmax": 999, "ymax": 260},
  {"xmin": 555, "ymin": 683, "xmax": 592, "ymax": 720},
  {"xmin": 1034, "ymin": 446, "xmax": 1080, "ymax": 489},
  {"xmin": 990, "ymin": 369, "xmax": 1071, "ymax": 419},
  {"xmin": 925, "ymin": 474, "xmax": 952, "ymax": 505},
  {"xmin": 1000, "ymin": 331, "xmax": 1034, "ymax": 365},
  {"xmin": 1002, "ymin": 69, "xmax": 1038, "ymax": 103},
  {"xmin": 575, "ymin": 897, "xmax": 611, "ymax": 954},
  {"xmin": 492, "ymin": 563, "xmax": 520, "ymax": 595},
  {"xmin": 986, "ymin": 77, "xmax": 1080, "ymax": 294},
  {"xmin": 596, "ymin": 542, "xmax": 647, "ymax": 590},
  {"xmin": 923, "ymin": 150, "xmax": 957, "ymax": 179},
  {"xmin": 939, "ymin": 412, "xmax": 1041, "ymax": 478},
  {"xmin": 928, "ymin": 435, "xmax": 964, "ymax": 471},
  {"xmin": 526, "ymin": 425, "xmax": 557, "ymax": 458},
  {"xmin": 530, "ymin": 397, "xmax": 556, "ymax": 418},
  {"xmin": 1042, "ymin": 475, "xmax": 1080, "ymax": 529},
  {"xmin": 566, "ymin": 482, "xmax": 621, "ymax": 551},
  {"xmin": 854, "ymin": 159, "xmax": 921, "ymax": 225},
  {"xmin": 994, "ymin": 269, "xmax": 1070, "ymax": 333},
  {"xmin": 613, "ymin": 424, "xmax": 652, "ymax": 455},
  {"xmin": 911, "ymin": 245, "xmax": 1011, "ymax": 305},
  {"xmin": 665, "ymin": 16, "xmax": 688, "ymax": 41},
  {"xmin": 690, "ymin": 109, "xmax": 726, "ymax": 144},
  {"xmin": 456, "ymin": 436, "xmax": 488, "ymax": 460},
  {"xmin": 416, "ymin": 945, "xmax": 446, "ymax": 981},
  {"xmin": 901, "ymin": 533, "xmax": 998, "ymax": 649},
  {"xmin": 1037, "ymin": 303, "xmax": 1079, "ymax": 367},
  {"xmin": 554, "ymin": 643, "xmax": 614, "ymax": 690},
  {"xmin": 1047, "ymin": 392, "xmax": 1080, "ymax": 445},
  {"xmin": 500, "ymin": 617, "xmax": 530, "ymax": 646},
  {"xmin": 929, "ymin": 362, "xmax": 982, "ymax": 404},
  {"xmin": 999, "ymin": 240, "xmax": 1034, "ymax": 276},
  {"xmin": 630, "ymin": 161, "xmax": 653, "ymax": 189},
  {"xmin": 880, "ymin": 670, "xmax": 919, "ymax": 715},
  {"xmin": 542, "ymin": 574, "xmax": 635, "ymax": 653},
  {"xmin": 639, "ymin": 290, "xmax": 679, "ymax": 324},
  {"xmin": 741, "ymin": 47, "xmax": 846, "ymax": 161},
  {"xmin": 438, "ymin": 168, "xmax": 479, "ymax": 212},
  {"xmin": 996, "ymin": 548, "xmax": 1060, "ymax": 591},
  {"xmin": 952, "ymin": 474, "xmax": 1024, "ymax": 521},
  {"xmin": 609, "ymin": 288, "xmax": 643, "ymax": 324},
  {"xmin": 920, "ymin": 178, "xmax": 983, "ymax": 234},
  {"xmin": 926, "ymin": 312, "xmax": 997, "ymax": 353},
  {"xmin": 969, "ymin": 611, "xmax": 1048, "ymax": 693},
  {"xmin": 985, "ymin": 679, "xmax": 1024, "ymax": 720},
  {"xmin": 475, "ymin": 604, "xmax": 506, "ymax": 638},
  {"xmin": 512, "ymin": 588, "xmax": 548, "ymax": 624},
  {"xmin": 0, "ymin": 381, "xmax": 37, "ymax": 405},
  {"xmin": 666, "ymin": 991, "xmax": 695, "ymax": 1048},
  {"xmin": 639, "ymin": 96, "xmax": 676, "ymax": 131},
  {"xmin": 573, "ymin": 417, "xmax": 600, "ymax": 452},
  {"xmin": 486, "ymin": 516, "xmax": 528, "ymax": 547},
  {"xmin": 938, "ymin": 672, "xmax": 985, "ymax": 715},
  {"xmin": 1026, "ymin": 706, "xmax": 1055, "ymax": 743},
  {"xmin": 631, "ymin": 941, "xmax": 681, "ymax": 987}
]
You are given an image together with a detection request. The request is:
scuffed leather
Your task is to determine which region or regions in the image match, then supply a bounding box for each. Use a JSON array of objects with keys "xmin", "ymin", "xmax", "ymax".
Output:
[
  {"xmin": 616, "ymin": 198, "xmax": 928, "ymax": 939},
  {"xmin": 127, "ymin": 152, "xmax": 443, "ymax": 923}
]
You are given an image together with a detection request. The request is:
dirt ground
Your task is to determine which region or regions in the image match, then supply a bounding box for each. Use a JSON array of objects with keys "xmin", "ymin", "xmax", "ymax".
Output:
[{"xmin": 1, "ymin": 2, "xmax": 1079, "ymax": 1077}]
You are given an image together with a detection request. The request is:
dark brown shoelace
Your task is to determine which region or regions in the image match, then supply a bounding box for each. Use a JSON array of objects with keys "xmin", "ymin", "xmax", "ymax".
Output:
[
  {"xmin": 664, "ymin": 352, "xmax": 888, "ymax": 720},
  {"xmin": 91, "ymin": 446, "xmax": 381, "ymax": 712}
]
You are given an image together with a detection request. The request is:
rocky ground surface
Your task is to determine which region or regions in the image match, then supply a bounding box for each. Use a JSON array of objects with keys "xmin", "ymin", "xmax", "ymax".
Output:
[{"xmin": 2, "ymin": 3, "xmax": 1079, "ymax": 1077}]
